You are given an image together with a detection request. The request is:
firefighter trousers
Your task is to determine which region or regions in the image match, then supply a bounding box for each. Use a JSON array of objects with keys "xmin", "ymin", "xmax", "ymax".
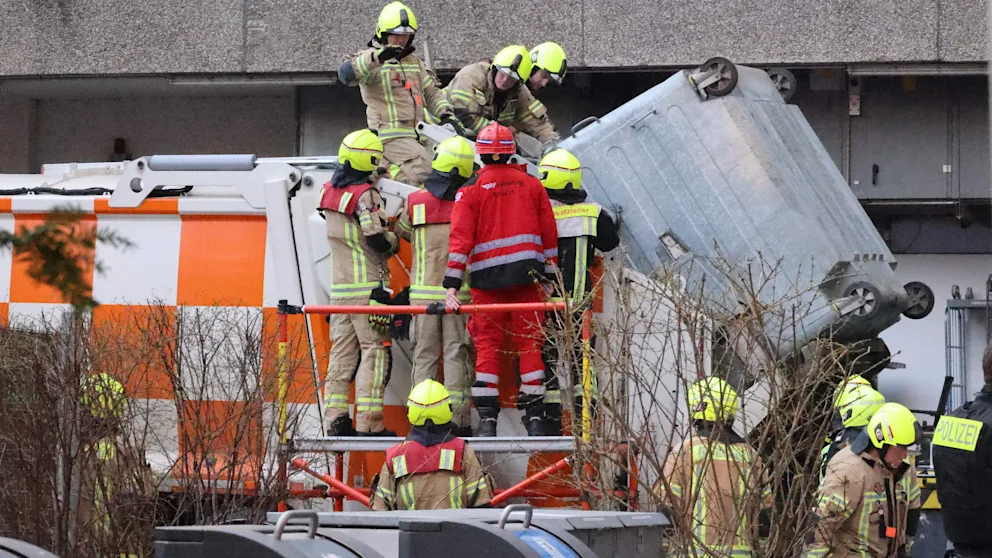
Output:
[
  {"xmin": 543, "ymin": 309, "xmax": 598, "ymax": 411},
  {"xmin": 383, "ymin": 137, "xmax": 431, "ymax": 186},
  {"xmin": 325, "ymin": 297, "xmax": 392, "ymax": 433},
  {"xmin": 410, "ymin": 312, "xmax": 474, "ymax": 428},
  {"xmin": 468, "ymin": 284, "xmax": 547, "ymax": 409}
]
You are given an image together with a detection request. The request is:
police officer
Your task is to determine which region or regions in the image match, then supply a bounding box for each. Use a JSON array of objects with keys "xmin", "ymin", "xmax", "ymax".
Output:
[
  {"xmin": 370, "ymin": 380, "xmax": 494, "ymax": 509},
  {"xmin": 338, "ymin": 2, "xmax": 464, "ymax": 186},
  {"xmin": 396, "ymin": 136, "xmax": 476, "ymax": 435},
  {"xmin": 655, "ymin": 377, "xmax": 771, "ymax": 557},
  {"xmin": 319, "ymin": 129, "xmax": 400, "ymax": 436},
  {"xmin": 932, "ymin": 343, "xmax": 992, "ymax": 557},
  {"xmin": 537, "ymin": 148, "xmax": 619, "ymax": 436},
  {"xmin": 806, "ymin": 402, "xmax": 922, "ymax": 558}
]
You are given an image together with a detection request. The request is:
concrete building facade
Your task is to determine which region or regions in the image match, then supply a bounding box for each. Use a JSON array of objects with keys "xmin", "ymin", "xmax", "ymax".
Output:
[{"xmin": 0, "ymin": 0, "xmax": 990, "ymax": 411}]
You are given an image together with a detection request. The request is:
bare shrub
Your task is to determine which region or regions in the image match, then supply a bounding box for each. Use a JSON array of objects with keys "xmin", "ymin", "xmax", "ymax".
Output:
[
  {"xmin": 541, "ymin": 250, "xmax": 867, "ymax": 557},
  {"xmin": 0, "ymin": 303, "xmax": 315, "ymax": 557}
]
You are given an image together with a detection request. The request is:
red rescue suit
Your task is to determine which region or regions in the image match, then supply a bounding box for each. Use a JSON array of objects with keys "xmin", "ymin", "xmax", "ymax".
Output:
[{"xmin": 443, "ymin": 163, "xmax": 559, "ymax": 414}]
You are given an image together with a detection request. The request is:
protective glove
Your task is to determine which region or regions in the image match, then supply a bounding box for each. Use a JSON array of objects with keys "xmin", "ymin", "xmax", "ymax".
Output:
[
  {"xmin": 389, "ymin": 287, "xmax": 412, "ymax": 340},
  {"xmin": 441, "ymin": 114, "xmax": 468, "ymax": 137},
  {"xmin": 369, "ymin": 286, "xmax": 392, "ymax": 333},
  {"xmin": 376, "ymin": 45, "xmax": 405, "ymax": 64},
  {"xmin": 399, "ymin": 45, "xmax": 416, "ymax": 58}
]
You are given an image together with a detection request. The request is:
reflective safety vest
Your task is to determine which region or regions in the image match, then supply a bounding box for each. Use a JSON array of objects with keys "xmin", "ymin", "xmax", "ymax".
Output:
[
  {"xmin": 550, "ymin": 199, "xmax": 601, "ymax": 298},
  {"xmin": 386, "ymin": 438, "xmax": 465, "ymax": 478},
  {"xmin": 318, "ymin": 182, "xmax": 374, "ymax": 215},
  {"xmin": 403, "ymin": 190, "xmax": 471, "ymax": 303},
  {"xmin": 932, "ymin": 390, "xmax": 992, "ymax": 547},
  {"xmin": 408, "ymin": 189, "xmax": 455, "ymax": 225}
]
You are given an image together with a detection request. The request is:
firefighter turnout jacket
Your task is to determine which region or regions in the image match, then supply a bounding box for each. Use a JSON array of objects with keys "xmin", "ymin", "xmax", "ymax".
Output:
[
  {"xmin": 340, "ymin": 41, "xmax": 454, "ymax": 142},
  {"xmin": 318, "ymin": 178, "xmax": 398, "ymax": 299},
  {"xmin": 443, "ymin": 164, "xmax": 559, "ymax": 291},
  {"xmin": 548, "ymin": 193, "xmax": 620, "ymax": 299},
  {"xmin": 806, "ymin": 446, "xmax": 921, "ymax": 557},
  {"xmin": 932, "ymin": 384, "xmax": 992, "ymax": 551},
  {"xmin": 656, "ymin": 425, "xmax": 772, "ymax": 557},
  {"xmin": 370, "ymin": 427, "xmax": 494, "ymax": 510},
  {"xmin": 443, "ymin": 61, "xmax": 560, "ymax": 143},
  {"xmin": 398, "ymin": 188, "xmax": 470, "ymax": 304}
]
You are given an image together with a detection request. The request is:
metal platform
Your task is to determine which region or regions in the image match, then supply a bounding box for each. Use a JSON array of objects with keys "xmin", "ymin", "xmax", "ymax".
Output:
[{"xmin": 288, "ymin": 436, "xmax": 576, "ymax": 454}]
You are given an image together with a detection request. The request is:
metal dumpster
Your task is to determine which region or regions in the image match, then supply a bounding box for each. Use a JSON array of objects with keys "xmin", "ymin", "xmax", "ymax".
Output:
[
  {"xmin": 0, "ymin": 537, "xmax": 59, "ymax": 558},
  {"xmin": 558, "ymin": 58, "xmax": 933, "ymax": 358},
  {"xmin": 154, "ymin": 505, "xmax": 669, "ymax": 558}
]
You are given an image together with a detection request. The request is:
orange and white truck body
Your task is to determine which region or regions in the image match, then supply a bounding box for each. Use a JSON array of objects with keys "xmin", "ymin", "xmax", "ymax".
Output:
[{"xmin": 0, "ymin": 155, "xmax": 662, "ymax": 507}]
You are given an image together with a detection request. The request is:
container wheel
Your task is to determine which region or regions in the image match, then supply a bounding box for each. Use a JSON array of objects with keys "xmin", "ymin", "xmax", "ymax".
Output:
[
  {"xmin": 698, "ymin": 57, "xmax": 738, "ymax": 98},
  {"xmin": 845, "ymin": 281, "xmax": 880, "ymax": 319},
  {"xmin": 902, "ymin": 281, "xmax": 935, "ymax": 320}
]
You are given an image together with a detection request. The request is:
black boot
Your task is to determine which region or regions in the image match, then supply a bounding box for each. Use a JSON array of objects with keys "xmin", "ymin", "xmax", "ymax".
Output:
[
  {"xmin": 523, "ymin": 404, "xmax": 548, "ymax": 437},
  {"xmin": 476, "ymin": 406, "xmax": 499, "ymax": 437},
  {"xmin": 326, "ymin": 415, "xmax": 357, "ymax": 436},
  {"xmin": 545, "ymin": 403, "xmax": 563, "ymax": 437}
]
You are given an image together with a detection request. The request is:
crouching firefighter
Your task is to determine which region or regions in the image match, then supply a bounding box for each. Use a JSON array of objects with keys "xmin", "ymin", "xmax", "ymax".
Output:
[
  {"xmin": 396, "ymin": 135, "xmax": 476, "ymax": 436},
  {"xmin": 805, "ymin": 402, "xmax": 922, "ymax": 558},
  {"xmin": 655, "ymin": 377, "xmax": 772, "ymax": 557},
  {"xmin": 319, "ymin": 129, "xmax": 400, "ymax": 437},
  {"xmin": 370, "ymin": 379, "xmax": 494, "ymax": 510},
  {"xmin": 537, "ymin": 148, "xmax": 619, "ymax": 436}
]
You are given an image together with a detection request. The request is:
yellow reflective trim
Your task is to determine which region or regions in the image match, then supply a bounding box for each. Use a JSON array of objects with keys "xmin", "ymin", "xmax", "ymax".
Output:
[
  {"xmin": 412, "ymin": 204, "xmax": 426, "ymax": 226},
  {"xmin": 393, "ymin": 455, "xmax": 409, "ymax": 477},
  {"xmin": 691, "ymin": 443, "xmax": 752, "ymax": 463},
  {"xmin": 439, "ymin": 448, "xmax": 455, "ymax": 471},
  {"xmin": 933, "ymin": 416, "xmax": 983, "ymax": 451},
  {"xmin": 400, "ymin": 482, "xmax": 416, "ymax": 509},
  {"xmin": 338, "ymin": 191, "xmax": 353, "ymax": 213}
]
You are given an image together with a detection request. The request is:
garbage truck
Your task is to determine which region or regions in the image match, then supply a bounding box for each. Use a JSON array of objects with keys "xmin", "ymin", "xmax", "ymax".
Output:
[{"xmin": 0, "ymin": 58, "xmax": 933, "ymax": 512}]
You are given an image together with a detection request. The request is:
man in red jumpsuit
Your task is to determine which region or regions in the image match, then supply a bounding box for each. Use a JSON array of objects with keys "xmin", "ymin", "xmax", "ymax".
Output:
[{"xmin": 443, "ymin": 122, "xmax": 559, "ymax": 437}]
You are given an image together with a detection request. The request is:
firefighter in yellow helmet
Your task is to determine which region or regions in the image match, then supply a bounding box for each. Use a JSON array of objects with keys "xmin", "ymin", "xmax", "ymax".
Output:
[
  {"xmin": 370, "ymin": 379, "xmax": 494, "ymax": 510},
  {"xmin": 538, "ymin": 149, "xmax": 619, "ymax": 436},
  {"xmin": 655, "ymin": 377, "xmax": 771, "ymax": 557},
  {"xmin": 78, "ymin": 373, "xmax": 151, "ymax": 558},
  {"xmin": 528, "ymin": 42, "xmax": 567, "ymax": 92},
  {"xmin": 338, "ymin": 2, "xmax": 464, "ymax": 185},
  {"xmin": 395, "ymin": 136, "xmax": 477, "ymax": 435},
  {"xmin": 319, "ymin": 129, "xmax": 400, "ymax": 436},
  {"xmin": 438, "ymin": 45, "xmax": 560, "ymax": 150},
  {"xmin": 820, "ymin": 383, "xmax": 887, "ymax": 481},
  {"xmin": 806, "ymin": 402, "xmax": 922, "ymax": 558}
]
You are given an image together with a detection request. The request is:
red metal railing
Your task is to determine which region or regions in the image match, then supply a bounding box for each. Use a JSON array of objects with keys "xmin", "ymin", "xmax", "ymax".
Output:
[{"xmin": 276, "ymin": 299, "xmax": 625, "ymax": 510}]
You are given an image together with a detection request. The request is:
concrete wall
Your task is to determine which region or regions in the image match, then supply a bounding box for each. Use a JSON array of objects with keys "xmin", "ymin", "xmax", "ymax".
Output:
[
  {"xmin": 0, "ymin": 94, "xmax": 34, "ymax": 174},
  {"xmin": 30, "ymin": 95, "xmax": 297, "ymax": 170},
  {"xmin": 0, "ymin": 0, "xmax": 985, "ymax": 76},
  {"xmin": 879, "ymin": 254, "xmax": 992, "ymax": 419}
]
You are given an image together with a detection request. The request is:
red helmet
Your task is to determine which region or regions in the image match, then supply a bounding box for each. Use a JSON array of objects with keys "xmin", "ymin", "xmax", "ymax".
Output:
[{"xmin": 475, "ymin": 122, "xmax": 516, "ymax": 155}]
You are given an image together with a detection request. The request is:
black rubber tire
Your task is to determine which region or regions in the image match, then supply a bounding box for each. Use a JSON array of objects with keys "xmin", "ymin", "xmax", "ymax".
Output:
[
  {"xmin": 845, "ymin": 281, "xmax": 880, "ymax": 320},
  {"xmin": 699, "ymin": 57, "xmax": 738, "ymax": 98},
  {"xmin": 767, "ymin": 68, "xmax": 798, "ymax": 102},
  {"xmin": 903, "ymin": 281, "xmax": 935, "ymax": 320}
]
